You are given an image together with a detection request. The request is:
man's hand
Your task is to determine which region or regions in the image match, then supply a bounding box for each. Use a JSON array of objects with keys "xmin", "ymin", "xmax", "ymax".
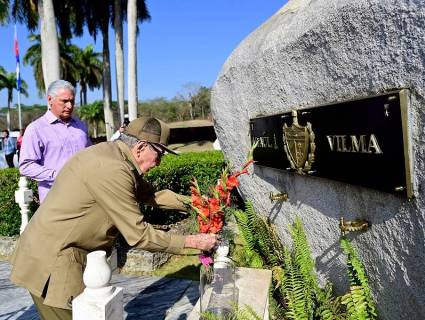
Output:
[{"xmin": 184, "ymin": 233, "xmax": 218, "ymax": 251}]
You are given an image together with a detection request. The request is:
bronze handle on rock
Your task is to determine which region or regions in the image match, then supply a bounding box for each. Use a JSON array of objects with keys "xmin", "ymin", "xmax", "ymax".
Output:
[
  {"xmin": 339, "ymin": 217, "xmax": 369, "ymax": 235},
  {"xmin": 269, "ymin": 192, "xmax": 288, "ymax": 202}
]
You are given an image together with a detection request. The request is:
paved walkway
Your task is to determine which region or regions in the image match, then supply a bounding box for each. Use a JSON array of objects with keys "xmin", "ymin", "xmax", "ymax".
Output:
[{"xmin": 0, "ymin": 261, "xmax": 199, "ymax": 320}]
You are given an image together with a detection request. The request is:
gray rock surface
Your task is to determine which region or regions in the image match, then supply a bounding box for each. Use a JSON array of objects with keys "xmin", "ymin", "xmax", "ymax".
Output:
[
  {"xmin": 211, "ymin": 0, "xmax": 425, "ymax": 319},
  {"xmin": 119, "ymin": 247, "xmax": 170, "ymax": 273},
  {"xmin": 0, "ymin": 237, "xmax": 17, "ymax": 257}
]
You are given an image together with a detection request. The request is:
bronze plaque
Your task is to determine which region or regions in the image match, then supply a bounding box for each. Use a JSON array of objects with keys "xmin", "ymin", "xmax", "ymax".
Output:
[{"xmin": 250, "ymin": 89, "xmax": 413, "ymax": 198}]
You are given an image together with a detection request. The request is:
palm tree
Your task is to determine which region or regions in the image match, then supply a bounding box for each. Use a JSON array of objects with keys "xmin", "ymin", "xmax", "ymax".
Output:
[
  {"xmin": 127, "ymin": 0, "xmax": 137, "ymax": 121},
  {"xmin": 0, "ymin": 66, "xmax": 6, "ymax": 95},
  {"xmin": 114, "ymin": 0, "xmax": 150, "ymax": 124},
  {"xmin": 77, "ymin": 0, "xmax": 149, "ymax": 138},
  {"xmin": 127, "ymin": 0, "xmax": 150, "ymax": 121},
  {"xmin": 0, "ymin": 67, "xmax": 28, "ymax": 130},
  {"xmin": 78, "ymin": 100, "xmax": 104, "ymax": 138},
  {"xmin": 38, "ymin": 0, "xmax": 60, "ymax": 88},
  {"xmin": 0, "ymin": 0, "xmax": 9, "ymax": 25},
  {"xmin": 70, "ymin": 44, "xmax": 102, "ymax": 106},
  {"xmin": 22, "ymin": 34, "xmax": 43, "ymax": 95},
  {"xmin": 23, "ymin": 34, "xmax": 79, "ymax": 96},
  {"xmin": 83, "ymin": 0, "xmax": 116, "ymax": 139},
  {"xmin": 114, "ymin": 0, "xmax": 125, "ymax": 125},
  {"xmin": 53, "ymin": 0, "xmax": 86, "ymax": 40},
  {"xmin": 12, "ymin": 0, "xmax": 60, "ymax": 92}
]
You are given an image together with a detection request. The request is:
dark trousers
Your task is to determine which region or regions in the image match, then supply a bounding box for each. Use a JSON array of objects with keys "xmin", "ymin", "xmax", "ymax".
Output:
[
  {"xmin": 5, "ymin": 153, "xmax": 14, "ymax": 168},
  {"xmin": 30, "ymin": 293, "xmax": 72, "ymax": 320}
]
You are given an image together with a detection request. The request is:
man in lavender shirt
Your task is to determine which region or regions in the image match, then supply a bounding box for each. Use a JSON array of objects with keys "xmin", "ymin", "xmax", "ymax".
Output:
[{"xmin": 19, "ymin": 80, "xmax": 91, "ymax": 202}]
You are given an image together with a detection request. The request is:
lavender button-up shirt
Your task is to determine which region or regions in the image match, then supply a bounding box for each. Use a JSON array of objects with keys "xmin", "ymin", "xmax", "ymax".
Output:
[{"xmin": 19, "ymin": 110, "xmax": 91, "ymax": 202}]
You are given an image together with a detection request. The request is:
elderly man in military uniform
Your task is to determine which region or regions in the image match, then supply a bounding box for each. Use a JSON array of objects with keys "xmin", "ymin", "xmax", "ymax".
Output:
[{"xmin": 10, "ymin": 117, "xmax": 218, "ymax": 320}]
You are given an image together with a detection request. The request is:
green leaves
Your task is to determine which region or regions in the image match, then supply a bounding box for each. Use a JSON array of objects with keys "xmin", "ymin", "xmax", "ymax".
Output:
[
  {"xmin": 146, "ymin": 151, "xmax": 225, "ymax": 195},
  {"xmin": 340, "ymin": 238, "xmax": 377, "ymax": 320},
  {"xmin": 233, "ymin": 201, "xmax": 285, "ymax": 269},
  {"xmin": 140, "ymin": 151, "xmax": 225, "ymax": 225},
  {"xmin": 200, "ymin": 304, "xmax": 263, "ymax": 320},
  {"xmin": 0, "ymin": 168, "xmax": 38, "ymax": 236},
  {"xmin": 0, "ymin": 66, "xmax": 29, "ymax": 110}
]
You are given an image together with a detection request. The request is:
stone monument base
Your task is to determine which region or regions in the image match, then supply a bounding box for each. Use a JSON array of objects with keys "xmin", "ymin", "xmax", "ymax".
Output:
[
  {"xmin": 118, "ymin": 247, "xmax": 170, "ymax": 273},
  {"xmin": 0, "ymin": 236, "xmax": 18, "ymax": 257}
]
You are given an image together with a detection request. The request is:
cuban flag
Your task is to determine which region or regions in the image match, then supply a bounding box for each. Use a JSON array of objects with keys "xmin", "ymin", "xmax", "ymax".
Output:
[{"xmin": 14, "ymin": 25, "xmax": 21, "ymax": 92}]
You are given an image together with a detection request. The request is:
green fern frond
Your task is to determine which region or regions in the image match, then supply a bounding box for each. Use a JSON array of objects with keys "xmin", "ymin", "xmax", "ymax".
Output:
[
  {"xmin": 233, "ymin": 208, "xmax": 257, "ymax": 252},
  {"xmin": 315, "ymin": 283, "xmax": 345, "ymax": 320},
  {"xmin": 199, "ymin": 311, "xmax": 224, "ymax": 320},
  {"xmin": 233, "ymin": 201, "xmax": 285, "ymax": 268},
  {"xmin": 342, "ymin": 286, "xmax": 369, "ymax": 320},
  {"xmin": 233, "ymin": 240, "xmax": 264, "ymax": 268},
  {"xmin": 234, "ymin": 304, "xmax": 263, "ymax": 320},
  {"xmin": 200, "ymin": 304, "xmax": 264, "ymax": 320},
  {"xmin": 268, "ymin": 288, "xmax": 286, "ymax": 320},
  {"xmin": 232, "ymin": 204, "xmax": 266, "ymax": 269},
  {"xmin": 256, "ymin": 216, "xmax": 285, "ymax": 267},
  {"xmin": 280, "ymin": 247, "xmax": 309, "ymax": 320},
  {"xmin": 290, "ymin": 217, "xmax": 315, "ymax": 285},
  {"xmin": 340, "ymin": 237, "xmax": 377, "ymax": 320},
  {"xmin": 244, "ymin": 201, "xmax": 257, "ymax": 234},
  {"xmin": 289, "ymin": 217, "xmax": 317, "ymax": 318}
]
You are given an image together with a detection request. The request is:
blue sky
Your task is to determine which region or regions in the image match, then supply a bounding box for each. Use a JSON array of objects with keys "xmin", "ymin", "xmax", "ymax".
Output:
[{"xmin": 0, "ymin": 0, "xmax": 286, "ymax": 107}]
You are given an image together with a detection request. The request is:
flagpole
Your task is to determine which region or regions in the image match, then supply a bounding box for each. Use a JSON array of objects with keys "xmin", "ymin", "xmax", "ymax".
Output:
[
  {"xmin": 14, "ymin": 25, "xmax": 22, "ymax": 131},
  {"xmin": 17, "ymin": 87, "xmax": 22, "ymax": 131}
]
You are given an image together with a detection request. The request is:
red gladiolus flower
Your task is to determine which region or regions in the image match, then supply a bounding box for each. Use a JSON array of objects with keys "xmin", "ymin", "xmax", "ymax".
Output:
[
  {"xmin": 191, "ymin": 194, "xmax": 203, "ymax": 208},
  {"xmin": 226, "ymin": 175, "xmax": 239, "ymax": 190},
  {"xmin": 208, "ymin": 197, "xmax": 221, "ymax": 213},
  {"xmin": 215, "ymin": 184, "xmax": 227, "ymax": 200},
  {"xmin": 242, "ymin": 159, "xmax": 254, "ymax": 170},
  {"xmin": 190, "ymin": 185, "xmax": 200, "ymax": 196},
  {"xmin": 189, "ymin": 147, "xmax": 256, "ymax": 266},
  {"xmin": 199, "ymin": 223, "xmax": 210, "ymax": 233},
  {"xmin": 234, "ymin": 160, "xmax": 255, "ymax": 178},
  {"xmin": 199, "ymin": 207, "xmax": 210, "ymax": 219},
  {"xmin": 225, "ymin": 193, "xmax": 231, "ymax": 206}
]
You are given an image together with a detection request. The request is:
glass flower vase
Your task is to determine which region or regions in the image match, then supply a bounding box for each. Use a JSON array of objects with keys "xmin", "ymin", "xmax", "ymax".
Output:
[{"xmin": 199, "ymin": 256, "xmax": 237, "ymax": 318}]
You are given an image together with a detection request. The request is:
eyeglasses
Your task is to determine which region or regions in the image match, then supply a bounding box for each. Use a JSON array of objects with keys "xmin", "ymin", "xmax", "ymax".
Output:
[{"xmin": 147, "ymin": 142, "xmax": 165, "ymax": 158}]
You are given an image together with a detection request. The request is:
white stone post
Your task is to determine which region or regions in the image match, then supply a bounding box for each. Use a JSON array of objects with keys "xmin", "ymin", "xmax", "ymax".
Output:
[
  {"xmin": 14, "ymin": 177, "xmax": 33, "ymax": 234},
  {"xmin": 73, "ymin": 250, "xmax": 124, "ymax": 320}
]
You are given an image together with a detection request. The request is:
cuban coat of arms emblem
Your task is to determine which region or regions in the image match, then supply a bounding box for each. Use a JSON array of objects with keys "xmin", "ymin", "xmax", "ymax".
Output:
[{"xmin": 282, "ymin": 110, "xmax": 316, "ymax": 174}]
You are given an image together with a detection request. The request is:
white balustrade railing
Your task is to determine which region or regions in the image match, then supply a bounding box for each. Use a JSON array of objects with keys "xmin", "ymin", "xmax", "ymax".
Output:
[
  {"xmin": 14, "ymin": 177, "xmax": 33, "ymax": 234},
  {"xmin": 73, "ymin": 250, "xmax": 123, "ymax": 320}
]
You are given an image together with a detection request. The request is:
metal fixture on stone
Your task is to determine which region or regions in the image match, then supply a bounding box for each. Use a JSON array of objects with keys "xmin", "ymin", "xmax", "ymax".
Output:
[
  {"xmin": 339, "ymin": 217, "xmax": 369, "ymax": 236},
  {"xmin": 269, "ymin": 192, "xmax": 288, "ymax": 202}
]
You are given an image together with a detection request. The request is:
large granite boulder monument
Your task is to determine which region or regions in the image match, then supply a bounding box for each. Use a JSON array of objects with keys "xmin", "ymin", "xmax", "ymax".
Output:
[{"xmin": 211, "ymin": 0, "xmax": 425, "ymax": 319}]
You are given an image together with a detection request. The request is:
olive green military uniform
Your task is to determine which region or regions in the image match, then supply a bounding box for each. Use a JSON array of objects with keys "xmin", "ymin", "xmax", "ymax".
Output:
[{"xmin": 10, "ymin": 140, "xmax": 188, "ymax": 311}]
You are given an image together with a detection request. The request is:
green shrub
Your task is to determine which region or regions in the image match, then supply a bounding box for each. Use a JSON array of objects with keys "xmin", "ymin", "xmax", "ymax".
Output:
[
  {"xmin": 145, "ymin": 150, "xmax": 225, "ymax": 194},
  {"xmin": 142, "ymin": 150, "xmax": 225, "ymax": 225},
  {"xmin": 0, "ymin": 168, "xmax": 39, "ymax": 236}
]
